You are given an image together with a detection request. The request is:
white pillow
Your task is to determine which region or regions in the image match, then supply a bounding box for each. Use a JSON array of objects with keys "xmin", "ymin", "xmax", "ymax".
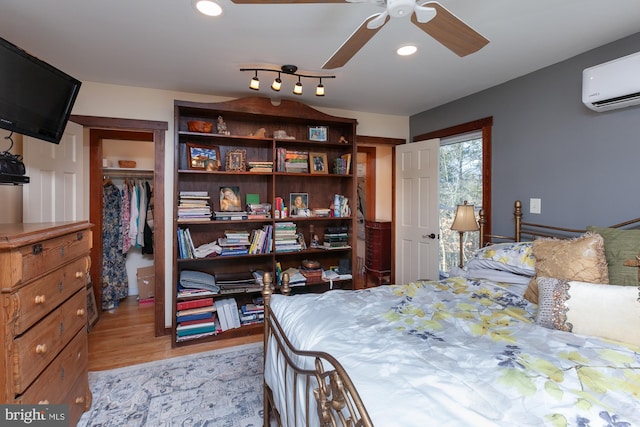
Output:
[{"xmin": 536, "ymin": 277, "xmax": 640, "ymax": 346}]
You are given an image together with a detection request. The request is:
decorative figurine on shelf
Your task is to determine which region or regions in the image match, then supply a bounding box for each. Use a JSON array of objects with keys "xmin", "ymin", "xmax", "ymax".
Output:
[
  {"xmin": 216, "ymin": 116, "xmax": 230, "ymax": 135},
  {"xmin": 339, "ymin": 136, "xmax": 349, "ymax": 144},
  {"xmin": 249, "ymin": 127, "xmax": 267, "ymax": 139},
  {"xmin": 311, "ymin": 234, "xmax": 320, "ymax": 248}
]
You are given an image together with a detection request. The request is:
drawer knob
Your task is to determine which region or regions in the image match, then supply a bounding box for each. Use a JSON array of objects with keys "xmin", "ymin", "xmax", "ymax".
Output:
[
  {"xmin": 76, "ymin": 308, "xmax": 85, "ymax": 317},
  {"xmin": 32, "ymin": 243, "xmax": 43, "ymax": 255},
  {"xmin": 75, "ymin": 396, "xmax": 85, "ymax": 404},
  {"xmin": 38, "ymin": 400, "xmax": 50, "ymax": 405},
  {"xmin": 35, "ymin": 344, "xmax": 47, "ymax": 354},
  {"xmin": 34, "ymin": 295, "xmax": 46, "ymax": 304},
  {"xmin": 75, "ymin": 271, "xmax": 84, "ymax": 279}
]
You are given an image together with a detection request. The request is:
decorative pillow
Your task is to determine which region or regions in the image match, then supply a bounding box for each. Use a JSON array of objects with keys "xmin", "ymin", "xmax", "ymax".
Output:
[
  {"xmin": 536, "ymin": 277, "xmax": 640, "ymax": 346},
  {"xmin": 586, "ymin": 226, "xmax": 640, "ymax": 286},
  {"xmin": 524, "ymin": 233, "xmax": 609, "ymax": 304},
  {"xmin": 465, "ymin": 241, "xmax": 535, "ymax": 277}
]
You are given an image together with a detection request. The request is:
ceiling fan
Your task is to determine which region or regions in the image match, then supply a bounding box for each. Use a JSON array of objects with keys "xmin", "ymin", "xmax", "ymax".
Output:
[{"xmin": 230, "ymin": 0, "xmax": 489, "ymax": 69}]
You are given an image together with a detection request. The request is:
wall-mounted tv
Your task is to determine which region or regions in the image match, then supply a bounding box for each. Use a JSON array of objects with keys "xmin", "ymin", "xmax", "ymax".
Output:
[{"xmin": 0, "ymin": 36, "xmax": 81, "ymax": 144}]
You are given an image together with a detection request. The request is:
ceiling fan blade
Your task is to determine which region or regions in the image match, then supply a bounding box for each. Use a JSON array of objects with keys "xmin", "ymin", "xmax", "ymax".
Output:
[
  {"xmin": 322, "ymin": 13, "xmax": 390, "ymax": 69},
  {"xmin": 230, "ymin": 1, "xmax": 347, "ymax": 4},
  {"xmin": 411, "ymin": 2, "xmax": 489, "ymax": 57},
  {"xmin": 413, "ymin": 4, "xmax": 436, "ymax": 23}
]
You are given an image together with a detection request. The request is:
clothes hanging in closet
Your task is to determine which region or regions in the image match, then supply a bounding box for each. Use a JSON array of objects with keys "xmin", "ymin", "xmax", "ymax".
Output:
[{"xmin": 102, "ymin": 180, "xmax": 129, "ymax": 309}]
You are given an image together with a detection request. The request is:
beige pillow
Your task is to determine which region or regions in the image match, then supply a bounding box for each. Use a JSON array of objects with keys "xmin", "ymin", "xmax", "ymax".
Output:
[
  {"xmin": 524, "ymin": 233, "xmax": 609, "ymax": 304},
  {"xmin": 536, "ymin": 277, "xmax": 640, "ymax": 347}
]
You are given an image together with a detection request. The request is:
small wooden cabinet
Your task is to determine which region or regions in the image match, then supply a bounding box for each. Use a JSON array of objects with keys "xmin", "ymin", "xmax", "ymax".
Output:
[
  {"xmin": 365, "ymin": 220, "xmax": 392, "ymax": 287},
  {"xmin": 0, "ymin": 222, "xmax": 92, "ymax": 425}
]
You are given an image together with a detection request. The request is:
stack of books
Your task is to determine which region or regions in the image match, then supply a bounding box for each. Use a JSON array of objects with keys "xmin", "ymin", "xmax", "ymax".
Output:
[
  {"xmin": 214, "ymin": 298, "xmax": 241, "ymax": 331},
  {"xmin": 279, "ymin": 266, "xmax": 307, "ymax": 287},
  {"xmin": 239, "ymin": 297, "xmax": 264, "ymax": 325},
  {"xmin": 323, "ymin": 226, "xmax": 349, "ymax": 249},
  {"xmin": 248, "ymin": 224, "xmax": 273, "ymax": 254},
  {"xmin": 178, "ymin": 191, "xmax": 212, "ymax": 222},
  {"xmin": 247, "ymin": 161, "xmax": 273, "ymax": 172},
  {"xmin": 334, "ymin": 153, "xmax": 351, "ymax": 175},
  {"xmin": 218, "ymin": 230, "xmax": 250, "ymax": 256},
  {"xmin": 332, "ymin": 194, "xmax": 350, "ymax": 218},
  {"xmin": 175, "ymin": 297, "xmax": 218, "ymax": 342},
  {"xmin": 213, "ymin": 211, "xmax": 248, "ymax": 220},
  {"xmin": 276, "ymin": 148, "xmax": 309, "ymax": 173},
  {"xmin": 274, "ymin": 222, "xmax": 302, "ymax": 252}
]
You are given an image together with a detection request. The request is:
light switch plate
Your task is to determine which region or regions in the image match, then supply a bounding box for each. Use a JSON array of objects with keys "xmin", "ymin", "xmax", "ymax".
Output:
[{"xmin": 530, "ymin": 198, "xmax": 541, "ymax": 214}]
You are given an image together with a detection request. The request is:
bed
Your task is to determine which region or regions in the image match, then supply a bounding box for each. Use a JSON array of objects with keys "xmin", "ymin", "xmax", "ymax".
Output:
[{"xmin": 260, "ymin": 200, "xmax": 640, "ymax": 427}]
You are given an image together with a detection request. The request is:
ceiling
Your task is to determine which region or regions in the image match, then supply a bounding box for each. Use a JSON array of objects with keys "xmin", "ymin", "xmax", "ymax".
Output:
[{"xmin": 1, "ymin": 0, "xmax": 640, "ymax": 116}]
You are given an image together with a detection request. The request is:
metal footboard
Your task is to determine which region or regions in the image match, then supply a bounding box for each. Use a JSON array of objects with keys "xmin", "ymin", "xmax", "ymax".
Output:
[{"xmin": 261, "ymin": 273, "xmax": 373, "ymax": 427}]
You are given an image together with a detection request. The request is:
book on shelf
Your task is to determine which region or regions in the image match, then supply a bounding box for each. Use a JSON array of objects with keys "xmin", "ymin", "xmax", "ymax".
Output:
[
  {"xmin": 215, "ymin": 298, "xmax": 241, "ymax": 331},
  {"xmin": 176, "ymin": 329, "xmax": 218, "ymax": 342},
  {"xmin": 176, "ymin": 304, "xmax": 217, "ymax": 317},
  {"xmin": 177, "ymin": 316, "xmax": 216, "ymax": 327},
  {"xmin": 176, "ymin": 297, "xmax": 214, "ymax": 311},
  {"xmin": 176, "ymin": 320, "xmax": 216, "ymax": 332},
  {"xmin": 176, "ymin": 311, "xmax": 213, "ymax": 323},
  {"xmin": 176, "ymin": 323, "xmax": 217, "ymax": 338}
]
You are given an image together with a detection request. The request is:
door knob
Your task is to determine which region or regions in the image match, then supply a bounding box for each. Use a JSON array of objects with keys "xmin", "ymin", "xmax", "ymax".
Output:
[{"xmin": 422, "ymin": 233, "xmax": 437, "ymax": 239}]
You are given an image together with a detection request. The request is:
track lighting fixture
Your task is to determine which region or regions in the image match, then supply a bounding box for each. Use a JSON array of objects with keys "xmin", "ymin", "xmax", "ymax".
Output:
[
  {"xmin": 249, "ymin": 71, "xmax": 259, "ymax": 90},
  {"xmin": 271, "ymin": 73, "xmax": 282, "ymax": 91},
  {"xmin": 293, "ymin": 77, "xmax": 303, "ymax": 95},
  {"xmin": 240, "ymin": 65, "xmax": 335, "ymax": 97},
  {"xmin": 316, "ymin": 78, "xmax": 325, "ymax": 97}
]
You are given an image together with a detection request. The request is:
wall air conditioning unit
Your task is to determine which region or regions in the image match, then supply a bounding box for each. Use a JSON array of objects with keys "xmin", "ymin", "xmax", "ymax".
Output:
[{"xmin": 582, "ymin": 51, "xmax": 640, "ymax": 112}]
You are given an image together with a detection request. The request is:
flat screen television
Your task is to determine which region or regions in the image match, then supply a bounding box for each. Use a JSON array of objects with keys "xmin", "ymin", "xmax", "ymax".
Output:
[{"xmin": 0, "ymin": 36, "xmax": 81, "ymax": 144}]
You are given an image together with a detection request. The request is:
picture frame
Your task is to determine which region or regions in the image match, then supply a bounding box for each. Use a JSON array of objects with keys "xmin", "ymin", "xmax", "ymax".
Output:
[
  {"xmin": 86, "ymin": 283, "xmax": 99, "ymax": 331},
  {"xmin": 225, "ymin": 149, "xmax": 246, "ymax": 171},
  {"xmin": 219, "ymin": 186, "xmax": 242, "ymax": 211},
  {"xmin": 308, "ymin": 126, "xmax": 328, "ymax": 142},
  {"xmin": 289, "ymin": 192, "xmax": 309, "ymax": 215},
  {"xmin": 187, "ymin": 143, "xmax": 220, "ymax": 171},
  {"xmin": 309, "ymin": 152, "xmax": 328, "ymax": 174}
]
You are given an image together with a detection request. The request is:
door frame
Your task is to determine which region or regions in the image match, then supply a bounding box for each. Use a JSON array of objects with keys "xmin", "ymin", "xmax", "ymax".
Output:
[{"xmin": 71, "ymin": 115, "xmax": 168, "ymax": 336}]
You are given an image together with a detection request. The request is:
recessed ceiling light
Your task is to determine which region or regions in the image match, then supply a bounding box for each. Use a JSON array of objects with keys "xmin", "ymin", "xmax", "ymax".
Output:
[
  {"xmin": 397, "ymin": 45, "xmax": 418, "ymax": 56},
  {"xmin": 193, "ymin": 0, "xmax": 223, "ymax": 17}
]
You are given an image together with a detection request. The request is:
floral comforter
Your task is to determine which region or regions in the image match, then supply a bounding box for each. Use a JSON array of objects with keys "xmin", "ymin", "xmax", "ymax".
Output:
[{"xmin": 266, "ymin": 278, "xmax": 640, "ymax": 427}]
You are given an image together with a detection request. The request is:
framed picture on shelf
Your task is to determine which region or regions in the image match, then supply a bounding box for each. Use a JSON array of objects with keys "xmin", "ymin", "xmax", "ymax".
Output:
[
  {"xmin": 289, "ymin": 192, "xmax": 308, "ymax": 215},
  {"xmin": 308, "ymin": 126, "xmax": 327, "ymax": 142},
  {"xmin": 220, "ymin": 186, "xmax": 242, "ymax": 211},
  {"xmin": 225, "ymin": 149, "xmax": 246, "ymax": 171},
  {"xmin": 187, "ymin": 143, "xmax": 220, "ymax": 170},
  {"xmin": 309, "ymin": 152, "xmax": 328, "ymax": 174}
]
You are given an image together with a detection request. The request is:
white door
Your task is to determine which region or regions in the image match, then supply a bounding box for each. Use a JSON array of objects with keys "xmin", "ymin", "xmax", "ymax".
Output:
[
  {"xmin": 22, "ymin": 120, "xmax": 84, "ymax": 222},
  {"xmin": 395, "ymin": 138, "xmax": 440, "ymax": 283}
]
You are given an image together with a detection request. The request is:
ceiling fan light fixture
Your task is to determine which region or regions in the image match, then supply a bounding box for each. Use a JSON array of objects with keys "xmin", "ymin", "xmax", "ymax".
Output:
[
  {"xmin": 249, "ymin": 71, "xmax": 260, "ymax": 90},
  {"xmin": 397, "ymin": 45, "xmax": 417, "ymax": 56},
  {"xmin": 193, "ymin": 0, "xmax": 222, "ymax": 17}
]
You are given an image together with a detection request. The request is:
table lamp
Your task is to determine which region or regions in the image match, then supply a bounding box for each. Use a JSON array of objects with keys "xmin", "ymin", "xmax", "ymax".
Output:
[{"xmin": 451, "ymin": 200, "xmax": 479, "ymax": 268}]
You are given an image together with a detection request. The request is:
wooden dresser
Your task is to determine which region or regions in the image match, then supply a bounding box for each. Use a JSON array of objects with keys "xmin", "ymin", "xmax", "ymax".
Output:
[
  {"xmin": 364, "ymin": 220, "xmax": 392, "ymax": 287},
  {"xmin": 0, "ymin": 221, "xmax": 92, "ymax": 424}
]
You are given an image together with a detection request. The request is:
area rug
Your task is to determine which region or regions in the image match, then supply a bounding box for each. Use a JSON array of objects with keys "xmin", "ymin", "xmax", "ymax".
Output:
[{"xmin": 77, "ymin": 342, "xmax": 264, "ymax": 427}]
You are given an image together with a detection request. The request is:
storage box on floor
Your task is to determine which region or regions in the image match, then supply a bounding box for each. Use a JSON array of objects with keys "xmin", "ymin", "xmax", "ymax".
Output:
[{"xmin": 137, "ymin": 265, "xmax": 155, "ymax": 305}]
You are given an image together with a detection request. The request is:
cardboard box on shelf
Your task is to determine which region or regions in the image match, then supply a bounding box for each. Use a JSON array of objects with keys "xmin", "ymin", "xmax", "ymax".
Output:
[{"xmin": 137, "ymin": 265, "xmax": 155, "ymax": 300}]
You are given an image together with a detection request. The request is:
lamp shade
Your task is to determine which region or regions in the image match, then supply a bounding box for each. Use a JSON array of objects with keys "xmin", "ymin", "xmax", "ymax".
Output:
[{"xmin": 451, "ymin": 201, "xmax": 479, "ymax": 232}]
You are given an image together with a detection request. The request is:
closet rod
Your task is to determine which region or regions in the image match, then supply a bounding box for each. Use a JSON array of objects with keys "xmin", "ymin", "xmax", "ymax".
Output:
[{"xmin": 103, "ymin": 169, "xmax": 154, "ymax": 179}]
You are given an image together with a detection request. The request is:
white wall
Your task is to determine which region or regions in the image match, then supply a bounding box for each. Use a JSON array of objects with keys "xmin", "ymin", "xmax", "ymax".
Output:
[{"xmin": 58, "ymin": 82, "xmax": 410, "ymax": 326}]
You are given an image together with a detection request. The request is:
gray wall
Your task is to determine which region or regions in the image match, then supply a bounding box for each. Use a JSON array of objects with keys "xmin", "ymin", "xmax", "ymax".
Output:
[{"xmin": 410, "ymin": 32, "xmax": 640, "ymax": 237}]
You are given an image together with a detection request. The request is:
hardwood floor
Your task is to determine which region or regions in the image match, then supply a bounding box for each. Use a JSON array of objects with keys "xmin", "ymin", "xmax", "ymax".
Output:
[
  {"xmin": 88, "ymin": 269, "xmax": 366, "ymax": 371},
  {"xmin": 87, "ymin": 297, "xmax": 260, "ymax": 371}
]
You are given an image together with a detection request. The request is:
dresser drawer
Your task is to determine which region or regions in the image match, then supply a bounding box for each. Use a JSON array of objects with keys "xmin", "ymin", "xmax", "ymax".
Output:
[
  {"xmin": 5, "ymin": 256, "xmax": 89, "ymax": 336},
  {"xmin": 3, "ymin": 229, "xmax": 92, "ymax": 290},
  {"xmin": 11, "ymin": 289, "xmax": 87, "ymax": 393},
  {"xmin": 16, "ymin": 329, "xmax": 88, "ymax": 404}
]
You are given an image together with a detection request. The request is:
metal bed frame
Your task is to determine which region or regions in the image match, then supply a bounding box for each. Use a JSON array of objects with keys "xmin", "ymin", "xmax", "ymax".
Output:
[{"xmin": 260, "ymin": 199, "xmax": 640, "ymax": 427}]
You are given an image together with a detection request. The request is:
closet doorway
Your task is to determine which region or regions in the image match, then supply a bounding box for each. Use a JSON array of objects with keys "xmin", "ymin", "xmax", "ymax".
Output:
[{"xmin": 72, "ymin": 115, "xmax": 168, "ymax": 336}]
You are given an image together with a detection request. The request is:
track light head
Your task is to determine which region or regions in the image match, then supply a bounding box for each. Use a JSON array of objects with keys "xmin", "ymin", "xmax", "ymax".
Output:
[
  {"xmin": 316, "ymin": 78, "xmax": 325, "ymax": 96},
  {"xmin": 271, "ymin": 73, "xmax": 282, "ymax": 91},
  {"xmin": 249, "ymin": 71, "xmax": 259, "ymax": 90},
  {"xmin": 293, "ymin": 79, "xmax": 303, "ymax": 95}
]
